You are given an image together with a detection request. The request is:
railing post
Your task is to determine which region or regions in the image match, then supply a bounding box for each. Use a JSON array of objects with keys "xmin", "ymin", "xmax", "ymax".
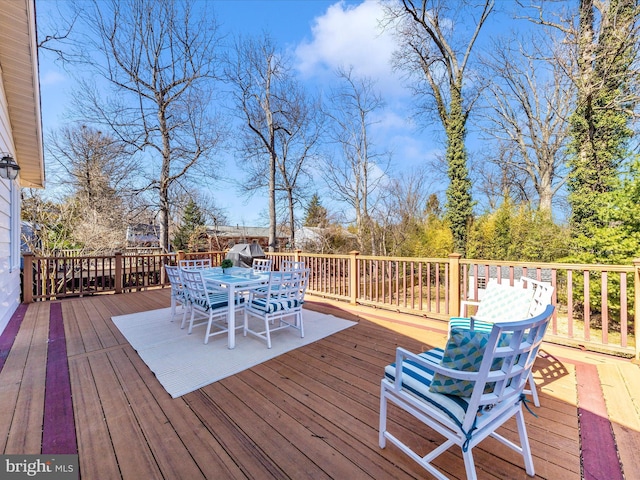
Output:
[
  {"xmin": 634, "ymin": 258, "xmax": 640, "ymax": 361},
  {"xmin": 115, "ymin": 252, "xmax": 123, "ymax": 294},
  {"xmin": 349, "ymin": 250, "xmax": 360, "ymax": 305},
  {"xmin": 177, "ymin": 250, "xmax": 186, "ymax": 265},
  {"xmin": 294, "ymin": 249, "xmax": 302, "ymax": 262},
  {"xmin": 22, "ymin": 252, "xmax": 34, "ymax": 303},
  {"xmin": 448, "ymin": 253, "xmax": 462, "ymax": 317}
]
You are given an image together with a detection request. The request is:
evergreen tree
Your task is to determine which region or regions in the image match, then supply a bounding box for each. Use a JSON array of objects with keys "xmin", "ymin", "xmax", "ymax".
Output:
[
  {"xmin": 567, "ymin": 0, "xmax": 637, "ymax": 261},
  {"xmin": 304, "ymin": 193, "xmax": 329, "ymax": 228},
  {"xmin": 467, "ymin": 199, "xmax": 569, "ymax": 262},
  {"xmin": 173, "ymin": 199, "xmax": 206, "ymax": 251}
]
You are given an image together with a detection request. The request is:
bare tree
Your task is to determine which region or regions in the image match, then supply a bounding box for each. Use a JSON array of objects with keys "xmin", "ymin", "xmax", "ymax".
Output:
[
  {"xmin": 323, "ymin": 67, "xmax": 390, "ymax": 255},
  {"xmin": 274, "ymin": 93, "xmax": 323, "ymax": 247},
  {"xmin": 384, "ymin": 0, "xmax": 494, "ymax": 255},
  {"xmin": 473, "ymin": 141, "xmax": 532, "ymax": 210},
  {"xmin": 478, "ymin": 34, "xmax": 572, "ymax": 212},
  {"xmin": 36, "ymin": 2, "xmax": 79, "ymax": 64},
  {"xmin": 225, "ymin": 33, "xmax": 311, "ymax": 251},
  {"xmin": 46, "ymin": 124, "xmax": 142, "ymax": 252},
  {"xmin": 375, "ymin": 166, "xmax": 433, "ymax": 255},
  {"xmin": 69, "ymin": 0, "xmax": 225, "ymax": 252},
  {"xmin": 47, "ymin": 125, "xmax": 137, "ymax": 205},
  {"xmin": 21, "ymin": 190, "xmax": 78, "ymax": 256}
]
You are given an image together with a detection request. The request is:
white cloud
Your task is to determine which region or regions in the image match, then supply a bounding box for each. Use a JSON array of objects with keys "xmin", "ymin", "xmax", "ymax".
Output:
[
  {"xmin": 295, "ymin": 0, "xmax": 405, "ymax": 97},
  {"xmin": 39, "ymin": 70, "xmax": 66, "ymax": 86}
]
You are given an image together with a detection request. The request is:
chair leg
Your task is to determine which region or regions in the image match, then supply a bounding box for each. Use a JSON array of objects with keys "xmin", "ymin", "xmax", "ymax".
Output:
[
  {"xmin": 204, "ymin": 311, "xmax": 213, "ymax": 344},
  {"xmin": 527, "ymin": 371, "xmax": 540, "ymax": 407},
  {"xmin": 379, "ymin": 385, "xmax": 388, "ymax": 448},
  {"xmin": 170, "ymin": 296, "xmax": 177, "ymax": 321},
  {"xmin": 180, "ymin": 303, "xmax": 189, "ymax": 329},
  {"xmin": 298, "ymin": 311, "xmax": 304, "ymax": 338},
  {"xmin": 188, "ymin": 310, "xmax": 196, "ymax": 334},
  {"xmin": 264, "ymin": 316, "xmax": 272, "ymax": 349},
  {"xmin": 515, "ymin": 408, "xmax": 535, "ymax": 476},
  {"xmin": 461, "ymin": 449, "xmax": 478, "ymax": 480}
]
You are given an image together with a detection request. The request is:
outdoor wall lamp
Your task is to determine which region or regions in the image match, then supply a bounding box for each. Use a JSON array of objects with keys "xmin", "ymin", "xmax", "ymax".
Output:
[{"xmin": 0, "ymin": 153, "xmax": 20, "ymax": 180}]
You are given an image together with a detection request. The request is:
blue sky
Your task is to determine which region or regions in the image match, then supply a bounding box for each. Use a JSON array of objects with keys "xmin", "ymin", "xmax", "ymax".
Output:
[{"xmin": 36, "ymin": 0, "xmax": 471, "ymax": 226}]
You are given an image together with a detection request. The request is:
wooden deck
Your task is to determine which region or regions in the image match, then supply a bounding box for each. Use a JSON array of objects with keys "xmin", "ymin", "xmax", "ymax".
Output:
[{"xmin": 1, "ymin": 289, "xmax": 639, "ymax": 479}]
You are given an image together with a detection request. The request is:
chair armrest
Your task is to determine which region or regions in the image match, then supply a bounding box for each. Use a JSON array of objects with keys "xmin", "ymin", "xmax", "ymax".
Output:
[{"xmin": 392, "ymin": 347, "xmax": 481, "ymax": 391}]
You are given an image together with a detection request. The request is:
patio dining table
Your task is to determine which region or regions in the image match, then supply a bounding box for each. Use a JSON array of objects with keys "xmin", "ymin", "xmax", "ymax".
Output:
[{"xmin": 200, "ymin": 267, "xmax": 269, "ymax": 349}]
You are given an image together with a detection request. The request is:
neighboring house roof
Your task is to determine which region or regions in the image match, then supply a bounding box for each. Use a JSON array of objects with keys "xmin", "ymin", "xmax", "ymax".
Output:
[
  {"xmin": 20, "ymin": 220, "xmax": 39, "ymax": 252},
  {"xmin": 295, "ymin": 226, "xmax": 324, "ymax": 243},
  {"xmin": 206, "ymin": 225, "xmax": 288, "ymax": 239},
  {"xmin": 467, "ymin": 265, "xmax": 553, "ymax": 283},
  {"xmin": 126, "ymin": 224, "xmax": 160, "ymax": 245},
  {"xmin": 0, "ymin": 0, "xmax": 45, "ymax": 188},
  {"xmin": 295, "ymin": 226, "xmax": 357, "ymax": 240}
]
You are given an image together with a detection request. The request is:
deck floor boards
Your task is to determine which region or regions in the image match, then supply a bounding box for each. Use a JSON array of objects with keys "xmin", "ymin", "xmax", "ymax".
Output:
[{"xmin": 1, "ymin": 289, "xmax": 638, "ymax": 479}]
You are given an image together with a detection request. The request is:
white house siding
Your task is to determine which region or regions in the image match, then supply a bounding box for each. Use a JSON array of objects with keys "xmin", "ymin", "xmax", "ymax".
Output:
[
  {"xmin": 0, "ymin": 179, "xmax": 20, "ymax": 333},
  {"xmin": 0, "ymin": 70, "xmax": 21, "ymax": 333}
]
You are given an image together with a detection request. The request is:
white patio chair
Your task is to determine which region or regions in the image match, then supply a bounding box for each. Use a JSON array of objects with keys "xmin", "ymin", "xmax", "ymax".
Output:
[
  {"xmin": 179, "ymin": 258, "xmax": 212, "ymax": 269},
  {"xmin": 180, "ymin": 268, "xmax": 244, "ymax": 344},
  {"xmin": 243, "ymin": 269, "xmax": 308, "ymax": 348},
  {"xmin": 380, "ymin": 304, "xmax": 554, "ymax": 480},
  {"xmin": 280, "ymin": 261, "xmax": 309, "ymax": 297},
  {"xmin": 164, "ymin": 265, "xmax": 189, "ymax": 326},
  {"xmin": 449, "ymin": 278, "xmax": 554, "ymax": 407},
  {"xmin": 281, "ymin": 260, "xmax": 305, "ymax": 271},
  {"xmin": 252, "ymin": 258, "xmax": 272, "ymax": 272},
  {"xmin": 521, "ymin": 277, "xmax": 555, "ymax": 316}
]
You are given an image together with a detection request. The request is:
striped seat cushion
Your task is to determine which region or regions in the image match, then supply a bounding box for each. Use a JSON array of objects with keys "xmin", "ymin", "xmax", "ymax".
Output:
[
  {"xmin": 249, "ymin": 297, "xmax": 300, "ymax": 314},
  {"xmin": 172, "ymin": 289, "xmax": 188, "ymax": 302},
  {"xmin": 384, "ymin": 348, "xmax": 470, "ymax": 426},
  {"xmin": 448, "ymin": 317, "xmax": 493, "ymax": 333},
  {"xmin": 193, "ymin": 293, "xmax": 244, "ymax": 311}
]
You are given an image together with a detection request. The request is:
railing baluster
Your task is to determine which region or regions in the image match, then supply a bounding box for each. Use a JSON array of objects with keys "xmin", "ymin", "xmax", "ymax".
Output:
[
  {"xmin": 567, "ymin": 270, "xmax": 574, "ymax": 338},
  {"xmin": 584, "ymin": 270, "xmax": 591, "ymax": 342},
  {"xmin": 601, "ymin": 272, "xmax": 609, "ymax": 345},
  {"xmin": 620, "ymin": 272, "xmax": 628, "ymax": 348}
]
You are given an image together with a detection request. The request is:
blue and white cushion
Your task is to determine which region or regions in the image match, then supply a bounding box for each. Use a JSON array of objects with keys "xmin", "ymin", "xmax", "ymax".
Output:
[
  {"xmin": 429, "ymin": 328, "xmax": 510, "ymax": 396},
  {"xmin": 249, "ymin": 297, "xmax": 300, "ymax": 314},
  {"xmin": 384, "ymin": 349, "xmax": 470, "ymax": 426},
  {"xmin": 194, "ymin": 292, "xmax": 243, "ymax": 311}
]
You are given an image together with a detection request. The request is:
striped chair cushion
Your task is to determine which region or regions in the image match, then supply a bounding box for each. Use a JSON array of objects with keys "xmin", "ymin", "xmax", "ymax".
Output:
[
  {"xmin": 448, "ymin": 317, "xmax": 494, "ymax": 333},
  {"xmin": 384, "ymin": 349, "xmax": 469, "ymax": 426},
  {"xmin": 172, "ymin": 288, "xmax": 188, "ymax": 302},
  {"xmin": 249, "ymin": 297, "xmax": 300, "ymax": 314},
  {"xmin": 193, "ymin": 293, "xmax": 244, "ymax": 311}
]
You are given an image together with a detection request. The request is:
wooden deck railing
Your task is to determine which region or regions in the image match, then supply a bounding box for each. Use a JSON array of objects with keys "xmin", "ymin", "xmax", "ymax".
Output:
[
  {"xmin": 22, "ymin": 250, "xmax": 639, "ymax": 359},
  {"xmin": 21, "ymin": 250, "xmax": 226, "ymax": 301}
]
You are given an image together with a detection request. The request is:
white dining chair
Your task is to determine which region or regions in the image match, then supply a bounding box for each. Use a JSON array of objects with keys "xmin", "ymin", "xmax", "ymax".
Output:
[
  {"xmin": 179, "ymin": 258, "xmax": 212, "ymax": 269},
  {"xmin": 180, "ymin": 268, "xmax": 245, "ymax": 344},
  {"xmin": 252, "ymin": 258, "xmax": 272, "ymax": 272},
  {"xmin": 243, "ymin": 268, "xmax": 309, "ymax": 348},
  {"xmin": 281, "ymin": 260, "xmax": 305, "ymax": 271},
  {"xmin": 164, "ymin": 265, "xmax": 189, "ymax": 326}
]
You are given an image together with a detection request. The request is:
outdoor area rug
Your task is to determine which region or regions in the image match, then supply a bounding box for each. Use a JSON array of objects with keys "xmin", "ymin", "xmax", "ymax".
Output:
[{"xmin": 112, "ymin": 307, "xmax": 357, "ymax": 398}]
